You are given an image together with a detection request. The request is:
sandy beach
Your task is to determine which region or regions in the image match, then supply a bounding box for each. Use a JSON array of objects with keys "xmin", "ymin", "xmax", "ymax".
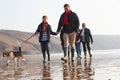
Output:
[{"xmin": 0, "ymin": 49, "xmax": 120, "ymax": 80}]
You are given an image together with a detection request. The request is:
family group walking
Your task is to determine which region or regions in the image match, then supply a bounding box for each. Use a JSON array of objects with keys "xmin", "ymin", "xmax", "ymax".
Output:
[{"xmin": 25, "ymin": 3, "xmax": 93, "ymax": 63}]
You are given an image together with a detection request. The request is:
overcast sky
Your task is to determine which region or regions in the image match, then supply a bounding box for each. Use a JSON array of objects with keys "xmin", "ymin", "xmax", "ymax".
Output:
[{"xmin": 0, "ymin": 0, "xmax": 120, "ymax": 35}]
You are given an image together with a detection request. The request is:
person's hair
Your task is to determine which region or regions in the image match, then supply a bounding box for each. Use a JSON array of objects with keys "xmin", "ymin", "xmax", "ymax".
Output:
[
  {"xmin": 64, "ymin": 3, "xmax": 70, "ymax": 8},
  {"xmin": 42, "ymin": 15, "xmax": 48, "ymax": 19}
]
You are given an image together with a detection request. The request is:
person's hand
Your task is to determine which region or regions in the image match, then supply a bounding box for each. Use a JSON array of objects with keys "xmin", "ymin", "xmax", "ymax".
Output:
[
  {"xmin": 76, "ymin": 41, "xmax": 79, "ymax": 43},
  {"xmin": 76, "ymin": 39, "xmax": 80, "ymax": 43},
  {"xmin": 56, "ymin": 32, "xmax": 59, "ymax": 35}
]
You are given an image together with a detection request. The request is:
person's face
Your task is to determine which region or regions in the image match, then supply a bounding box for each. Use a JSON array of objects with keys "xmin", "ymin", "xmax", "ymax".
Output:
[
  {"xmin": 64, "ymin": 6, "xmax": 70, "ymax": 12},
  {"xmin": 42, "ymin": 17, "xmax": 48, "ymax": 22},
  {"xmin": 82, "ymin": 23, "xmax": 86, "ymax": 29}
]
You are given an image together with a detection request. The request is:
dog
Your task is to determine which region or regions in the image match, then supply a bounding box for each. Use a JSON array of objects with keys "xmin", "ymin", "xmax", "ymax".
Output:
[{"xmin": 3, "ymin": 46, "xmax": 26, "ymax": 68}]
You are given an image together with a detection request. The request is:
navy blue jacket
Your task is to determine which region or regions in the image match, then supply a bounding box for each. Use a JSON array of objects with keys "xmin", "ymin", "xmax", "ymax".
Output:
[{"xmin": 36, "ymin": 23, "xmax": 56, "ymax": 42}]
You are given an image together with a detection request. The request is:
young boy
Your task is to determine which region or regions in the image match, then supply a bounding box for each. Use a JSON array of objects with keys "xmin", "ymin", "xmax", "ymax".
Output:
[
  {"xmin": 75, "ymin": 29, "xmax": 81, "ymax": 59},
  {"xmin": 34, "ymin": 15, "xmax": 56, "ymax": 63}
]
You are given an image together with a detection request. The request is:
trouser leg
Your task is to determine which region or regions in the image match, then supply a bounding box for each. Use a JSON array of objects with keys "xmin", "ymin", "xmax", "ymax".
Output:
[
  {"xmin": 87, "ymin": 42, "xmax": 92, "ymax": 57},
  {"xmin": 41, "ymin": 42, "xmax": 46, "ymax": 61},
  {"xmin": 42, "ymin": 50, "xmax": 46, "ymax": 61},
  {"xmin": 47, "ymin": 50, "xmax": 50, "ymax": 61},
  {"xmin": 69, "ymin": 32, "xmax": 76, "ymax": 61},
  {"xmin": 75, "ymin": 42, "xmax": 81, "ymax": 58},
  {"xmin": 82, "ymin": 42, "xmax": 87, "ymax": 58},
  {"xmin": 62, "ymin": 33, "xmax": 69, "ymax": 61},
  {"xmin": 45, "ymin": 41, "xmax": 50, "ymax": 61}
]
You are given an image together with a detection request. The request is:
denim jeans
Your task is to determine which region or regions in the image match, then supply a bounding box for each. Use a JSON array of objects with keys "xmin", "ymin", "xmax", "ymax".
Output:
[{"xmin": 75, "ymin": 42, "xmax": 81, "ymax": 56}]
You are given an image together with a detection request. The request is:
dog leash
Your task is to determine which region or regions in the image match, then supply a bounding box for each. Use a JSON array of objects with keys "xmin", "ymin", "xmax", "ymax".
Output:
[{"xmin": 23, "ymin": 34, "xmax": 35, "ymax": 43}]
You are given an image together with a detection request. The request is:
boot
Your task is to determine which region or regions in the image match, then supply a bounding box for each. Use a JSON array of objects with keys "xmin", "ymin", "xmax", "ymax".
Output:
[
  {"xmin": 61, "ymin": 47, "xmax": 65, "ymax": 60},
  {"xmin": 71, "ymin": 48, "xmax": 75, "ymax": 61},
  {"xmin": 68, "ymin": 51, "xmax": 70, "ymax": 60},
  {"xmin": 68, "ymin": 46, "xmax": 70, "ymax": 60},
  {"xmin": 88, "ymin": 50, "xmax": 92, "ymax": 57},
  {"xmin": 61, "ymin": 47, "xmax": 68, "ymax": 62}
]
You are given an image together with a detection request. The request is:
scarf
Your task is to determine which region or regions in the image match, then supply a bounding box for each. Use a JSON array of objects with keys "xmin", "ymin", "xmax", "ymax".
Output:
[
  {"xmin": 63, "ymin": 10, "xmax": 72, "ymax": 25},
  {"xmin": 41, "ymin": 21, "xmax": 48, "ymax": 32}
]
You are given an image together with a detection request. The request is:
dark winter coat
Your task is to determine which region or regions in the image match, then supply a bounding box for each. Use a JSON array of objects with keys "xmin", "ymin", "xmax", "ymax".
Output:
[
  {"xmin": 36, "ymin": 23, "xmax": 56, "ymax": 42},
  {"xmin": 57, "ymin": 11, "xmax": 80, "ymax": 33},
  {"xmin": 80, "ymin": 28, "xmax": 93, "ymax": 43}
]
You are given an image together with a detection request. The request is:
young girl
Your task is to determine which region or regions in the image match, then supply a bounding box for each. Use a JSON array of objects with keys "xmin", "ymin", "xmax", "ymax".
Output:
[{"xmin": 34, "ymin": 15, "xmax": 56, "ymax": 63}]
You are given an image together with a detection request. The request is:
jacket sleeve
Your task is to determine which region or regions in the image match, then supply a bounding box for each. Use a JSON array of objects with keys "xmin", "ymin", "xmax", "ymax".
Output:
[
  {"xmin": 49, "ymin": 25, "xmax": 57, "ymax": 35},
  {"xmin": 89, "ymin": 29, "xmax": 93, "ymax": 43},
  {"xmin": 57, "ymin": 14, "xmax": 64, "ymax": 32},
  {"xmin": 35, "ymin": 24, "xmax": 41, "ymax": 33},
  {"xmin": 74, "ymin": 13, "xmax": 80, "ymax": 32}
]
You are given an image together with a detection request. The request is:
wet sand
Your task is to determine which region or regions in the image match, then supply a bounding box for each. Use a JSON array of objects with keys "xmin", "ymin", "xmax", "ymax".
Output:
[{"xmin": 0, "ymin": 50, "xmax": 120, "ymax": 80}]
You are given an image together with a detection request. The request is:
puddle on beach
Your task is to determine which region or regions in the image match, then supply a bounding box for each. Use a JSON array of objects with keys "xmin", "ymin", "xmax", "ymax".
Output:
[{"xmin": 0, "ymin": 55, "xmax": 94, "ymax": 80}]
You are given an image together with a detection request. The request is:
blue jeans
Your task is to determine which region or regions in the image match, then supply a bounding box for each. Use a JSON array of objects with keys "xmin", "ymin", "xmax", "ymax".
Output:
[{"xmin": 75, "ymin": 42, "xmax": 81, "ymax": 56}]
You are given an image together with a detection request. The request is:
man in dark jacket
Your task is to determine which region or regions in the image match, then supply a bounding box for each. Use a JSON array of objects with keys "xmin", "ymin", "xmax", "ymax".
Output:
[
  {"xmin": 80, "ymin": 23, "xmax": 93, "ymax": 58},
  {"xmin": 56, "ymin": 4, "xmax": 80, "ymax": 61}
]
